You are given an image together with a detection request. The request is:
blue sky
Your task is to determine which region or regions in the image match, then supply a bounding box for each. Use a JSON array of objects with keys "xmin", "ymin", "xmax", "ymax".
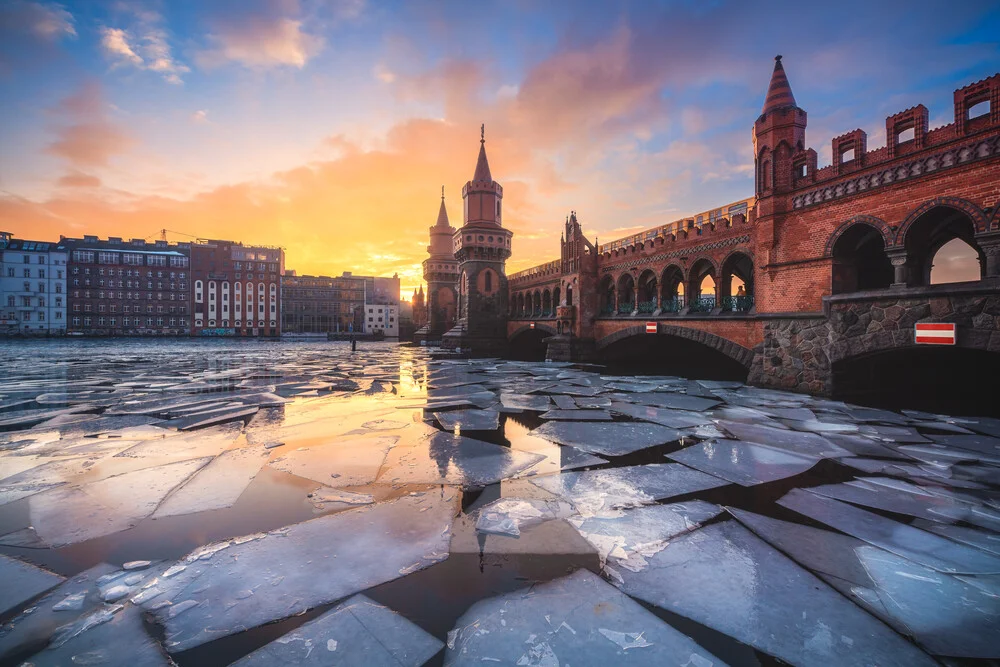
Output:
[{"xmin": 0, "ymin": 0, "xmax": 997, "ymax": 292}]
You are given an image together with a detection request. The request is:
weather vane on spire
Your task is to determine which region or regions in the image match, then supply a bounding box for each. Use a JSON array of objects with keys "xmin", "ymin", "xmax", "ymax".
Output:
[
  {"xmin": 481, "ymin": 123, "xmax": 485, "ymax": 143},
  {"xmin": 441, "ymin": 185, "xmax": 445, "ymax": 200}
]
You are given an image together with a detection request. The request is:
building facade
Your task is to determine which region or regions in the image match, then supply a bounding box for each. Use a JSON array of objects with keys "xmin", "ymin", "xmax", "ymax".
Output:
[
  {"xmin": 0, "ymin": 232, "xmax": 68, "ymax": 335},
  {"xmin": 281, "ymin": 271, "xmax": 398, "ymax": 334},
  {"xmin": 191, "ymin": 240, "xmax": 284, "ymax": 337},
  {"xmin": 62, "ymin": 236, "xmax": 191, "ymax": 336},
  {"xmin": 441, "ymin": 128, "xmax": 514, "ymax": 354},
  {"xmin": 364, "ymin": 303, "xmax": 399, "ymax": 337}
]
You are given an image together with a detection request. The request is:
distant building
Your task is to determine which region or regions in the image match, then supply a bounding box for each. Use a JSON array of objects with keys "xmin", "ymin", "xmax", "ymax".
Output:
[
  {"xmin": 281, "ymin": 272, "xmax": 371, "ymax": 333},
  {"xmin": 411, "ymin": 285, "xmax": 427, "ymax": 330},
  {"xmin": 0, "ymin": 232, "xmax": 68, "ymax": 335},
  {"xmin": 364, "ymin": 303, "xmax": 398, "ymax": 337},
  {"xmin": 372, "ymin": 274, "xmax": 401, "ymax": 305},
  {"xmin": 62, "ymin": 235, "xmax": 191, "ymax": 336},
  {"xmin": 398, "ymin": 298, "xmax": 415, "ymax": 341},
  {"xmin": 191, "ymin": 240, "xmax": 284, "ymax": 337}
]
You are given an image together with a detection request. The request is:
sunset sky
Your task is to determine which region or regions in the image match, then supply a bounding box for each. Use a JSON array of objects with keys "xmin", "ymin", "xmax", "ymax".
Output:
[{"xmin": 1, "ymin": 1, "xmax": 997, "ymax": 297}]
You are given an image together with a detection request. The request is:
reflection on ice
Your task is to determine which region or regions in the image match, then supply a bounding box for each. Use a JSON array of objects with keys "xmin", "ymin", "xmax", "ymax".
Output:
[{"xmin": 668, "ymin": 439, "xmax": 819, "ymax": 486}]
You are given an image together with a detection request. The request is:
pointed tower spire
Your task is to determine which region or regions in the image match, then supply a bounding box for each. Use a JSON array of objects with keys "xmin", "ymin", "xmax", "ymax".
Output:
[
  {"xmin": 434, "ymin": 186, "xmax": 450, "ymax": 227},
  {"xmin": 762, "ymin": 55, "xmax": 797, "ymax": 114},
  {"xmin": 473, "ymin": 123, "xmax": 492, "ymax": 182}
]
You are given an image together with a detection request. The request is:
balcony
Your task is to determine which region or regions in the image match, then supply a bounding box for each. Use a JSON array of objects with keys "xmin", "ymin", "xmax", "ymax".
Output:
[
  {"xmin": 688, "ymin": 296, "xmax": 716, "ymax": 313},
  {"xmin": 617, "ymin": 302, "xmax": 635, "ymax": 315},
  {"xmin": 636, "ymin": 299, "xmax": 657, "ymax": 314},
  {"xmin": 721, "ymin": 295, "xmax": 754, "ymax": 312},
  {"xmin": 660, "ymin": 297, "xmax": 684, "ymax": 313}
]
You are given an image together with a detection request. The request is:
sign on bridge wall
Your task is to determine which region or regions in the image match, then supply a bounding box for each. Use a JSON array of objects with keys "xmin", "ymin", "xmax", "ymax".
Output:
[{"xmin": 915, "ymin": 323, "xmax": 956, "ymax": 345}]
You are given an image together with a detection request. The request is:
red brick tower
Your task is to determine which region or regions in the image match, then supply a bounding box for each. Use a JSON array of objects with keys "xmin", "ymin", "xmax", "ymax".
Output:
[
  {"xmin": 442, "ymin": 126, "xmax": 513, "ymax": 354},
  {"xmin": 419, "ymin": 187, "xmax": 459, "ymax": 341},
  {"xmin": 754, "ymin": 55, "xmax": 809, "ymax": 271}
]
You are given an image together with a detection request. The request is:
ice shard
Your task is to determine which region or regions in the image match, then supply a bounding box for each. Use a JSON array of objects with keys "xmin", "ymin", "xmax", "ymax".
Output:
[
  {"xmin": 614, "ymin": 520, "xmax": 938, "ymax": 667},
  {"xmin": 667, "ymin": 439, "xmax": 819, "ymax": 486},
  {"xmin": 0, "ymin": 554, "xmax": 64, "ymax": 616},
  {"xmin": 232, "ymin": 594, "xmax": 442, "ymax": 666},
  {"xmin": 445, "ymin": 569, "xmax": 723, "ymax": 666},
  {"xmin": 433, "ymin": 409, "xmax": 500, "ymax": 431},
  {"xmin": 530, "ymin": 421, "xmax": 682, "ymax": 456},
  {"xmin": 715, "ymin": 420, "xmax": 850, "ymax": 458},
  {"xmin": 269, "ymin": 436, "xmax": 398, "ymax": 487},
  {"xmin": 778, "ymin": 488, "xmax": 1000, "ymax": 574},
  {"xmin": 144, "ymin": 493, "xmax": 458, "ymax": 652},
  {"xmin": 153, "ymin": 447, "xmax": 269, "ymax": 518},
  {"xmin": 474, "ymin": 498, "xmax": 575, "ymax": 537}
]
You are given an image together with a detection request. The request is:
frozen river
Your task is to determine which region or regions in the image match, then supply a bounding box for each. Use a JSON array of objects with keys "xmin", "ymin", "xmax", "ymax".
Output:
[{"xmin": 0, "ymin": 339, "xmax": 997, "ymax": 666}]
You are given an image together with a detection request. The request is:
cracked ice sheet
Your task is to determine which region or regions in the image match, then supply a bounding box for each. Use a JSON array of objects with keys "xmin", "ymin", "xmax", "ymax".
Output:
[
  {"xmin": 808, "ymin": 477, "xmax": 999, "ymax": 531},
  {"xmin": 715, "ymin": 420, "xmax": 851, "ymax": 458},
  {"xmin": 667, "ymin": 439, "xmax": 820, "ymax": 486},
  {"xmin": 433, "ymin": 409, "xmax": 500, "ymax": 431},
  {"xmin": 571, "ymin": 501, "xmax": 722, "ymax": 572},
  {"xmin": 857, "ymin": 546, "xmax": 1000, "ymax": 658},
  {"xmin": 778, "ymin": 488, "xmax": 1000, "ymax": 574},
  {"xmin": 475, "ymin": 498, "xmax": 575, "ymax": 537},
  {"xmin": 615, "ymin": 520, "xmax": 938, "ymax": 667},
  {"xmin": 144, "ymin": 492, "xmax": 458, "ymax": 653},
  {"xmin": 152, "ymin": 447, "xmax": 270, "ymax": 518},
  {"xmin": 28, "ymin": 457, "xmax": 212, "ymax": 547},
  {"xmin": 0, "ymin": 563, "xmax": 120, "ymax": 661},
  {"xmin": 0, "ymin": 554, "xmax": 64, "ymax": 616},
  {"xmin": 232, "ymin": 594, "xmax": 442, "ymax": 666},
  {"xmin": 268, "ymin": 436, "xmax": 398, "ymax": 487},
  {"xmin": 529, "ymin": 464, "xmax": 727, "ymax": 517},
  {"xmin": 24, "ymin": 602, "xmax": 172, "ymax": 667},
  {"xmin": 608, "ymin": 401, "xmax": 712, "ymax": 429},
  {"xmin": 911, "ymin": 519, "xmax": 1000, "ymax": 556},
  {"xmin": 529, "ymin": 421, "xmax": 682, "ymax": 456},
  {"xmin": 377, "ymin": 432, "xmax": 544, "ymax": 489},
  {"xmin": 445, "ymin": 569, "xmax": 724, "ymax": 667}
]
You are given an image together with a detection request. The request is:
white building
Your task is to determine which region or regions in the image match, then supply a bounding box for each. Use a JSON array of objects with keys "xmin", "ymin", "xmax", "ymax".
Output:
[
  {"xmin": 364, "ymin": 303, "xmax": 398, "ymax": 338},
  {"xmin": 0, "ymin": 232, "xmax": 68, "ymax": 335}
]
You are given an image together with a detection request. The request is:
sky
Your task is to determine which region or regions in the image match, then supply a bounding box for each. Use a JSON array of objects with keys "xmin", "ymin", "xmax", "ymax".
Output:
[{"xmin": 0, "ymin": 0, "xmax": 997, "ymax": 297}]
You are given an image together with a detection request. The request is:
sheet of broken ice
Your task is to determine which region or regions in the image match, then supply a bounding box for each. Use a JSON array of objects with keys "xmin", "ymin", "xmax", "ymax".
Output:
[
  {"xmin": 143, "ymin": 493, "xmax": 457, "ymax": 653},
  {"xmin": 474, "ymin": 498, "xmax": 575, "ymax": 537},
  {"xmin": 499, "ymin": 392, "xmax": 552, "ymax": 412},
  {"xmin": 857, "ymin": 545, "xmax": 1000, "ymax": 658},
  {"xmin": 152, "ymin": 447, "xmax": 269, "ymax": 518},
  {"xmin": 572, "ymin": 501, "xmax": 722, "ymax": 573},
  {"xmin": 28, "ymin": 457, "xmax": 212, "ymax": 547},
  {"xmin": 0, "ymin": 554, "xmax": 64, "ymax": 616},
  {"xmin": 608, "ymin": 401, "xmax": 713, "ymax": 428},
  {"xmin": 715, "ymin": 420, "xmax": 851, "ymax": 458},
  {"xmin": 911, "ymin": 519, "xmax": 1000, "ymax": 556},
  {"xmin": 377, "ymin": 432, "xmax": 544, "ymax": 488},
  {"xmin": 808, "ymin": 477, "xmax": 999, "ymax": 531},
  {"xmin": 899, "ymin": 443, "xmax": 1000, "ymax": 466},
  {"xmin": 623, "ymin": 391, "xmax": 721, "ymax": 412},
  {"xmin": 529, "ymin": 464, "xmax": 727, "ymax": 517},
  {"xmin": 926, "ymin": 433, "xmax": 1000, "ymax": 457},
  {"xmin": 433, "ymin": 409, "xmax": 500, "ymax": 431},
  {"xmin": 538, "ymin": 408, "xmax": 613, "ymax": 421},
  {"xmin": 614, "ymin": 519, "xmax": 938, "ymax": 667},
  {"xmin": 725, "ymin": 508, "xmax": 908, "ymax": 628},
  {"xmin": 530, "ymin": 421, "xmax": 682, "ymax": 456},
  {"xmin": 667, "ymin": 439, "xmax": 820, "ymax": 486},
  {"xmin": 23, "ymin": 601, "xmax": 171, "ymax": 666},
  {"xmin": 778, "ymin": 488, "xmax": 1000, "ymax": 574},
  {"xmin": 232, "ymin": 594, "xmax": 442, "ymax": 666},
  {"xmin": 269, "ymin": 435, "xmax": 397, "ymax": 487},
  {"xmin": 0, "ymin": 563, "xmax": 121, "ymax": 661},
  {"xmin": 445, "ymin": 568, "xmax": 723, "ymax": 666}
]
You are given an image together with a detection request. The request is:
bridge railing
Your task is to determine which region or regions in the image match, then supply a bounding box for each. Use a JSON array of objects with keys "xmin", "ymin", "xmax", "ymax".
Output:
[
  {"xmin": 721, "ymin": 295, "xmax": 754, "ymax": 312},
  {"xmin": 636, "ymin": 299, "xmax": 657, "ymax": 314},
  {"xmin": 617, "ymin": 302, "xmax": 635, "ymax": 315},
  {"xmin": 688, "ymin": 296, "xmax": 716, "ymax": 313},
  {"xmin": 600, "ymin": 303, "xmax": 615, "ymax": 316},
  {"xmin": 661, "ymin": 297, "xmax": 683, "ymax": 313}
]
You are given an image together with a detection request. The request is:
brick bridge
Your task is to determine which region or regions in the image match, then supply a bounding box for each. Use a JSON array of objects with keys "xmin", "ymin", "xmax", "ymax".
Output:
[{"xmin": 503, "ymin": 61, "xmax": 1000, "ymax": 400}]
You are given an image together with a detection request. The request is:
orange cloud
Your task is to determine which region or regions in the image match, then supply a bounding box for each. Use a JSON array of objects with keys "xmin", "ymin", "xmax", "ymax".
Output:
[
  {"xmin": 45, "ymin": 81, "xmax": 135, "ymax": 167},
  {"xmin": 198, "ymin": 17, "xmax": 323, "ymax": 69},
  {"xmin": 56, "ymin": 171, "xmax": 102, "ymax": 188}
]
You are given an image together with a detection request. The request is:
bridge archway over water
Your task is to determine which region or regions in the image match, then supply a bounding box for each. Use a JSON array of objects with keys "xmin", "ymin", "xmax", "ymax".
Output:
[
  {"xmin": 597, "ymin": 325, "xmax": 752, "ymax": 381},
  {"xmin": 509, "ymin": 324, "xmax": 555, "ymax": 361},
  {"xmin": 832, "ymin": 345, "xmax": 1000, "ymax": 417}
]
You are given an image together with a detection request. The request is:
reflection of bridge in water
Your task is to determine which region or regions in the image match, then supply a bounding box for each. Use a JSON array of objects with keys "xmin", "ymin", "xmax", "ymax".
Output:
[{"xmin": 502, "ymin": 59, "xmax": 1000, "ymax": 413}]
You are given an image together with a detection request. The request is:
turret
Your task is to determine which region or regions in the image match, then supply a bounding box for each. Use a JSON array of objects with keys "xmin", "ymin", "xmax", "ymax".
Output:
[{"xmin": 753, "ymin": 55, "xmax": 808, "ymax": 198}]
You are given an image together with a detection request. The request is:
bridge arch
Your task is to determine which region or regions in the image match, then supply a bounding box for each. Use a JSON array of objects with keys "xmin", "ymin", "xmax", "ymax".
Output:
[
  {"xmin": 990, "ymin": 204, "xmax": 1000, "ymax": 232},
  {"xmin": 898, "ymin": 200, "xmax": 986, "ymax": 285},
  {"xmin": 616, "ymin": 273, "xmax": 636, "ymax": 315},
  {"xmin": 894, "ymin": 197, "xmax": 988, "ymax": 243},
  {"xmin": 660, "ymin": 264, "xmax": 685, "ymax": 312},
  {"xmin": 687, "ymin": 258, "xmax": 718, "ymax": 312},
  {"xmin": 542, "ymin": 289, "xmax": 552, "ymax": 316},
  {"xmin": 599, "ymin": 275, "xmax": 615, "ymax": 315},
  {"xmin": 637, "ymin": 269, "xmax": 658, "ymax": 314},
  {"xmin": 825, "ymin": 216, "xmax": 895, "ymax": 257},
  {"xmin": 830, "ymin": 219, "xmax": 894, "ymax": 294},
  {"xmin": 720, "ymin": 250, "xmax": 754, "ymax": 312},
  {"xmin": 596, "ymin": 324, "xmax": 754, "ymax": 369}
]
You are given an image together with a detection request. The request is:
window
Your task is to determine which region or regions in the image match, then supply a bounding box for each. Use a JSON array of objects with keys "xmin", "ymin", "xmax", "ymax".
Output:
[
  {"xmin": 485, "ymin": 271, "xmax": 492, "ymax": 292},
  {"xmin": 23, "ymin": 268, "xmax": 29, "ymax": 278},
  {"xmin": 840, "ymin": 147, "xmax": 855, "ymax": 163},
  {"xmin": 897, "ymin": 126, "xmax": 915, "ymax": 143},
  {"xmin": 55, "ymin": 311, "xmax": 62, "ymax": 319},
  {"xmin": 968, "ymin": 99, "xmax": 990, "ymax": 120},
  {"xmin": 38, "ymin": 312, "xmax": 44, "ymax": 321},
  {"xmin": 6, "ymin": 268, "xmax": 12, "ymax": 277},
  {"xmin": 38, "ymin": 255, "xmax": 45, "ymax": 264},
  {"xmin": 55, "ymin": 284, "xmax": 62, "ymax": 293},
  {"xmin": 23, "ymin": 255, "xmax": 29, "ymax": 264},
  {"xmin": 39, "ymin": 269, "xmax": 45, "ymax": 279},
  {"xmin": 5, "ymin": 296, "xmax": 12, "ymax": 307}
]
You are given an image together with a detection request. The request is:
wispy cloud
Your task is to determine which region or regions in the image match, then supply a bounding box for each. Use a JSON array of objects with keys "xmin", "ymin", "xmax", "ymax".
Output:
[
  {"xmin": 46, "ymin": 81, "xmax": 135, "ymax": 168},
  {"xmin": 199, "ymin": 17, "xmax": 323, "ymax": 69},
  {"xmin": 99, "ymin": 8, "xmax": 188, "ymax": 84}
]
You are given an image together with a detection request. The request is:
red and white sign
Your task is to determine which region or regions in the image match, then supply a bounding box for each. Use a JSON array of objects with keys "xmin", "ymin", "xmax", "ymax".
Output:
[
  {"xmin": 529, "ymin": 322, "xmax": 535, "ymax": 329},
  {"xmin": 645, "ymin": 322, "xmax": 658, "ymax": 334},
  {"xmin": 915, "ymin": 322, "xmax": 956, "ymax": 345}
]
